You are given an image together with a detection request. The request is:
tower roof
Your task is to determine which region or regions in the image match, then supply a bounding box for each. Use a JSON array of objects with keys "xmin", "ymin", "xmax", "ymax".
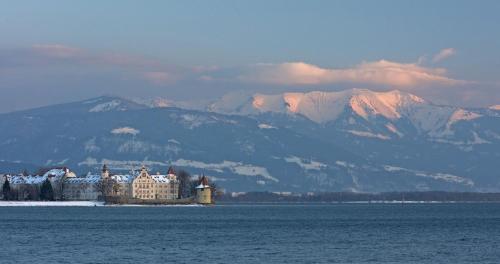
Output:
[
  {"xmin": 167, "ymin": 166, "xmax": 176, "ymax": 175},
  {"xmin": 195, "ymin": 175, "xmax": 210, "ymax": 189}
]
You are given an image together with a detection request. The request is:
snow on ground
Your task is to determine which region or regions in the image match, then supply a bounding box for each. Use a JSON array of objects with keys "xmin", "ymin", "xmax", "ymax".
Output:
[
  {"xmin": 408, "ymin": 104, "xmax": 455, "ymax": 133},
  {"xmin": 132, "ymin": 97, "xmax": 174, "ymax": 108},
  {"xmin": 0, "ymin": 201, "xmax": 104, "ymax": 207},
  {"xmin": 284, "ymin": 156, "xmax": 326, "ymax": 171},
  {"xmin": 335, "ymin": 160, "xmax": 356, "ymax": 168},
  {"xmin": 168, "ymin": 139, "xmax": 181, "ymax": 144},
  {"xmin": 82, "ymin": 98, "xmax": 103, "ymax": 105},
  {"xmin": 0, "ymin": 201, "xmax": 203, "ymax": 207},
  {"xmin": 348, "ymin": 90, "xmax": 411, "ymax": 120},
  {"xmin": 89, "ymin": 100, "xmax": 122, "ymax": 112},
  {"xmin": 253, "ymin": 93, "xmax": 288, "ymax": 113},
  {"xmin": 258, "ymin": 123, "xmax": 277, "ymax": 129},
  {"xmin": 386, "ymin": 123, "xmax": 404, "ymax": 137},
  {"xmin": 383, "ymin": 165, "xmax": 474, "ymax": 186},
  {"xmin": 431, "ymin": 132, "xmax": 491, "ymax": 146},
  {"xmin": 167, "ymin": 113, "xmax": 218, "ymax": 129},
  {"xmin": 206, "ymin": 90, "xmax": 257, "ymax": 114},
  {"xmin": 173, "ymin": 159, "xmax": 279, "ymax": 182},
  {"xmin": 117, "ymin": 140, "xmax": 151, "ymax": 153},
  {"xmin": 447, "ymin": 109, "xmax": 482, "ymax": 126},
  {"xmin": 111, "ymin": 127, "xmax": 140, "ymax": 136},
  {"xmin": 346, "ymin": 130, "xmax": 390, "ymax": 140},
  {"xmin": 433, "ymin": 109, "xmax": 483, "ymax": 137},
  {"xmin": 179, "ymin": 114, "xmax": 209, "ymax": 129},
  {"xmin": 79, "ymin": 158, "xmax": 279, "ymax": 182}
]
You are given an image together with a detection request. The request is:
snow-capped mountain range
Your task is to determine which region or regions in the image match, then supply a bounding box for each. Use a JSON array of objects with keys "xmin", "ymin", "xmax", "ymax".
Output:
[
  {"xmin": 0, "ymin": 89, "xmax": 498, "ymax": 192},
  {"xmin": 210, "ymin": 89, "xmax": 431, "ymax": 123},
  {"xmin": 207, "ymin": 89, "xmax": 492, "ymax": 137}
]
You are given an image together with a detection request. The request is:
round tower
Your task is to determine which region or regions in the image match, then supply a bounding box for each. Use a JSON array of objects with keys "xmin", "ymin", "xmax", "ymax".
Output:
[{"xmin": 195, "ymin": 175, "xmax": 212, "ymax": 204}]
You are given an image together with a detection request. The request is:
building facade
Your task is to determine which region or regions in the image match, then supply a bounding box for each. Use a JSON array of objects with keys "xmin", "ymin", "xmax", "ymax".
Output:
[
  {"xmin": 132, "ymin": 166, "xmax": 179, "ymax": 200},
  {"xmin": 2, "ymin": 165, "xmax": 182, "ymax": 202},
  {"xmin": 63, "ymin": 173, "xmax": 101, "ymax": 200},
  {"xmin": 100, "ymin": 164, "xmax": 134, "ymax": 198}
]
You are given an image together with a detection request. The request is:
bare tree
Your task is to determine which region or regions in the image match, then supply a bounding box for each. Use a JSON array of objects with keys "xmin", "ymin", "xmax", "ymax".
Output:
[
  {"xmin": 2, "ymin": 178, "xmax": 11, "ymax": 200},
  {"xmin": 96, "ymin": 178, "xmax": 119, "ymax": 201},
  {"xmin": 211, "ymin": 182, "xmax": 223, "ymax": 200},
  {"xmin": 177, "ymin": 170, "xmax": 193, "ymax": 198}
]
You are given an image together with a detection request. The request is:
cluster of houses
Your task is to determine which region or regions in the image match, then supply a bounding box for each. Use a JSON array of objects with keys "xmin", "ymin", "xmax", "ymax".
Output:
[{"xmin": 0, "ymin": 165, "xmax": 213, "ymax": 204}]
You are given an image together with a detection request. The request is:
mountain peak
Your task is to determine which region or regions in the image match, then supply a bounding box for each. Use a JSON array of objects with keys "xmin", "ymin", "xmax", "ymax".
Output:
[
  {"xmin": 81, "ymin": 96, "xmax": 146, "ymax": 113},
  {"xmin": 347, "ymin": 89, "xmax": 426, "ymax": 120},
  {"xmin": 209, "ymin": 88, "xmax": 429, "ymax": 123}
]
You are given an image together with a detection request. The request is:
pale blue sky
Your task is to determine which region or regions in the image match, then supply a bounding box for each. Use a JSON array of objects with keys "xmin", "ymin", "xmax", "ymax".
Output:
[{"xmin": 0, "ymin": 0, "xmax": 499, "ymax": 112}]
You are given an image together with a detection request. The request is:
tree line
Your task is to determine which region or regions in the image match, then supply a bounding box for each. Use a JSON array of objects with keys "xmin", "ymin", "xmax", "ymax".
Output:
[{"xmin": 1, "ymin": 177, "xmax": 55, "ymax": 201}]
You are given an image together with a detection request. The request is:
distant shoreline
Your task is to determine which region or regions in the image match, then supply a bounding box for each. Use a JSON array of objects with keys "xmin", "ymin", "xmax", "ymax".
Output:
[
  {"xmin": 217, "ymin": 200, "xmax": 500, "ymax": 204},
  {"xmin": 2, "ymin": 200, "xmax": 500, "ymax": 207},
  {"xmin": 218, "ymin": 191, "xmax": 500, "ymax": 203}
]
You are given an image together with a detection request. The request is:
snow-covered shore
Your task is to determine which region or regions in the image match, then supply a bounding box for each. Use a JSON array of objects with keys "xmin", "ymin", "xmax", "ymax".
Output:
[
  {"xmin": 0, "ymin": 201, "xmax": 206, "ymax": 207},
  {"xmin": 0, "ymin": 201, "xmax": 105, "ymax": 207}
]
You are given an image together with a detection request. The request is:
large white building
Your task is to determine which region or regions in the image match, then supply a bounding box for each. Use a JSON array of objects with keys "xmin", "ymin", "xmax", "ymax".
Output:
[
  {"xmin": 63, "ymin": 173, "xmax": 101, "ymax": 200},
  {"xmin": 1, "ymin": 165, "xmax": 181, "ymax": 202},
  {"xmin": 132, "ymin": 166, "xmax": 179, "ymax": 200}
]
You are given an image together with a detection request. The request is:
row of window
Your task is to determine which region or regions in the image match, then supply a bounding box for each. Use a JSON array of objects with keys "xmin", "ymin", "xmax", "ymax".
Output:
[
  {"xmin": 135, "ymin": 189, "xmax": 176, "ymax": 194},
  {"xmin": 135, "ymin": 184, "xmax": 153, "ymax": 188},
  {"xmin": 134, "ymin": 184, "xmax": 176, "ymax": 189},
  {"xmin": 136, "ymin": 195, "xmax": 154, "ymax": 199},
  {"xmin": 135, "ymin": 195, "xmax": 176, "ymax": 199}
]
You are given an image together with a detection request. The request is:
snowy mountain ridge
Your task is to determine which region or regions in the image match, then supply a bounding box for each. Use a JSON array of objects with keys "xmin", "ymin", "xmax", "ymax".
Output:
[
  {"xmin": 77, "ymin": 89, "xmax": 490, "ymax": 134},
  {"xmin": 73, "ymin": 89, "xmax": 492, "ymax": 142},
  {"xmin": 206, "ymin": 89, "xmax": 488, "ymax": 134}
]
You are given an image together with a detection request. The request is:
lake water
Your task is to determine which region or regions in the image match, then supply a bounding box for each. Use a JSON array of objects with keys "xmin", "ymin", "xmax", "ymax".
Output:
[{"xmin": 1, "ymin": 203, "xmax": 500, "ymax": 263}]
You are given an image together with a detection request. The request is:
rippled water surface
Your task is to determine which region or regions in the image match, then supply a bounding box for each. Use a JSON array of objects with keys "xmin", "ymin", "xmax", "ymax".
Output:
[{"xmin": 1, "ymin": 203, "xmax": 500, "ymax": 263}]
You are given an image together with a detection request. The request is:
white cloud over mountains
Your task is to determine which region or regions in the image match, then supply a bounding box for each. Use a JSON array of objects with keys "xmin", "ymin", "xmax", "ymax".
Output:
[
  {"xmin": 19, "ymin": 44, "xmax": 466, "ymax": 89},
  {"xmin": 433, "ymin": 48, "xmax": 456, "ymax": 63},
  {"xmin": 236, "ymin": 60, "xmax": 465, "ymax": 87},
  {"xmin": 32, "ymin": 44, "xmax": 83, "ymax": 58}
]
